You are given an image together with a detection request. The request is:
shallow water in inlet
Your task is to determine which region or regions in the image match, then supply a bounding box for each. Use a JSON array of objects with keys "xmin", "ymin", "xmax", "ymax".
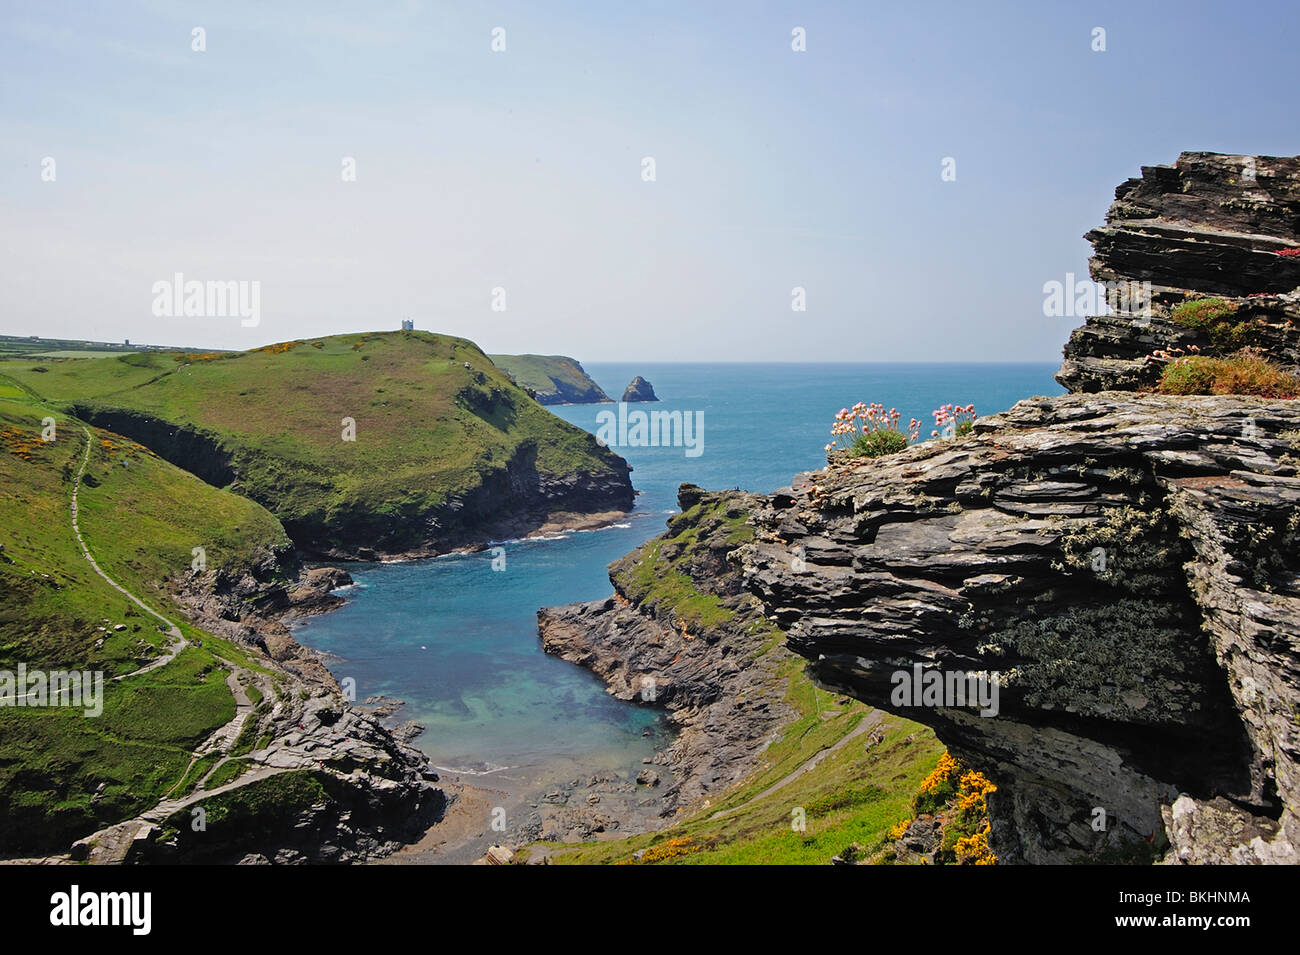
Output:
[{"xmin": 292, "ymin": 363, "xmax": 1064, "ymax": 785}]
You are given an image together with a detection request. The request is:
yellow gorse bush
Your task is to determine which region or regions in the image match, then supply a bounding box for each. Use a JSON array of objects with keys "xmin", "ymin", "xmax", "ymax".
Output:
[
  {"xmin": 918, "ymin": 751, "xmax": 961, "ymax": 796},
  {"xmin": 954, "ymin": 820, "xmax": 996, "ymax": 865},
  {"xmin": 957, "ymin": 769, "xmax": 997, "ymax": 814},
  {"xmin": 899, "ymin": 751, "xmax": 999, "ymax": 865},
  {"xmin": 618, "ymin": 836, "xmax": 704, "ymax": 865}
]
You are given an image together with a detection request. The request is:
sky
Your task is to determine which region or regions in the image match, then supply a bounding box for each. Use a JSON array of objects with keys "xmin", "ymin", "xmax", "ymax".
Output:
[{"xmin": 1, "ymin": 0, "xmax": 1297, "ymax": 362}]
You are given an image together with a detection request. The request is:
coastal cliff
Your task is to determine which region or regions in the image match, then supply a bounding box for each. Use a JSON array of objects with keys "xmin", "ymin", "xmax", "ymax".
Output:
[
  {"xmin": 489, "ymin": 354, "xmax": 612, "ymax": 405},
  {"xmin": 743, "ymin": 152, "xmax": 1300, "ymax": 864},
  {"xmin": 533, "ymin": 481, "xmax": 950, "ymax": 864},
  {"xmin": 535, "ymin": 484, "xmax": 946, "ymax": 863},
  {"xmin": 742, "ymin": 395, "xmax": 1299, "ymax": 863}
]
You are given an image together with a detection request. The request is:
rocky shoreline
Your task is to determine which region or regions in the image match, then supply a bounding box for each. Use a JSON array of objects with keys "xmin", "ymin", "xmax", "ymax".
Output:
[
  {"xmin": 537, "ymin": 485, "xmax": 800, "ymax": 821},
  {"xmin": 287, "ymin": 450, "xmax": 636, "ymax": 562},
  {"xmin": 134, "ymin": 556, "xmax": 449, "ymax": 864},
  {"xmin": 191, "ymin": 514, "xmax": 673, "ymax": 859}
]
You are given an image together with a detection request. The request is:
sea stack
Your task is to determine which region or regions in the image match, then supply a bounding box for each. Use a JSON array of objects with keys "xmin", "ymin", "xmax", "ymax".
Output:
[{"xmin": 621, "ymin": 376, "xmax": 658, "ymax": 402}]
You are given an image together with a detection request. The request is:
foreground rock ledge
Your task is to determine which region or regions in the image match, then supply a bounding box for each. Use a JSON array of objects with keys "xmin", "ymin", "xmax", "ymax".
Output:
[{"xmin": 742, "ymin": 393, "xmax": 1299, "ymax": 864}]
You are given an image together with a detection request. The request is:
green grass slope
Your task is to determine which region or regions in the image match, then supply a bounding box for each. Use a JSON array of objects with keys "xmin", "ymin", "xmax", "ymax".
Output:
[
  {"xmin": 538, "ymin": 644, "xmax": 944, "ymax": 865},
  {"xmin": 0, "ymin": 335, "xmax": 177, "ymax": 360},
  {"xmin": 0, "ymin": 385, "xmax": 290, "ymax": 853},
  {"xmin": 2, "ymin": 350, "xmax": 181, "ymax": 401},
  {"xmin": 4, "ymin": 331, "xmax": 632, "ymax": 557}
]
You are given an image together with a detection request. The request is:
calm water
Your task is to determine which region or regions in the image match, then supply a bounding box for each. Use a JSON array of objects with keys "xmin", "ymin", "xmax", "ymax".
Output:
[{"xmin": 292, "ymin": 363, "xmax": 1063, "ymax": 781}]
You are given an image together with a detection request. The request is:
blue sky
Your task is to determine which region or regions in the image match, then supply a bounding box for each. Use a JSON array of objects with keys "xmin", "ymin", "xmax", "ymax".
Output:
[{"xmin": 1, "ymin": 0, "xmax": 1297, "ymax": 360}]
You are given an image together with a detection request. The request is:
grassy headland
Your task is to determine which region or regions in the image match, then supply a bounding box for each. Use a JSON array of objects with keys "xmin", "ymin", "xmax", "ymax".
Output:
[
  {"xmin": 489, "ymin": 353, "xmax": 611, "ymax": 405},
  {"xmin": 4, "ymin": 331, "xmax": 632, "ymax": 557}
]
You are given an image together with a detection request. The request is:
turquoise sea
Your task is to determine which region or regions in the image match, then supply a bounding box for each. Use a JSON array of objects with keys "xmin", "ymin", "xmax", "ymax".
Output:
[{"xmin": 291, "ymin": 363, "xmax": 1063, "ymax": 785}]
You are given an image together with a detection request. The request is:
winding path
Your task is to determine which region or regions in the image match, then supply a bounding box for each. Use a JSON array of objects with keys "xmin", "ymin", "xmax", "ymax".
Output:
[
  {"xmin": 71, "ymin": 425, "xmax": 188, "ymax": 677},
  {"xmin": 0, "ymin": 395, "xmax": 311, "ymax": 865},
  {"xmin": 60, "ymin": 425, "xmax": 292, "ymax": 862},
  {"xmin": 708, "ymin": 709, "xmax": 887, "ymax": 821}
]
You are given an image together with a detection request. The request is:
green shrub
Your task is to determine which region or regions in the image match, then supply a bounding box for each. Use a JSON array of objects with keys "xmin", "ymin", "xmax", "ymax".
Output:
[
  {"xmin": 1157, "ymin": 351, "xmax": 1300, "ymax": 398},
  {"xmin": 1170, "ymin": 298, "xmax": 1252, "ymax": 351},
  {"xmin": 850, "ymin": 428, "xmax": 909, "ymax": 459}
]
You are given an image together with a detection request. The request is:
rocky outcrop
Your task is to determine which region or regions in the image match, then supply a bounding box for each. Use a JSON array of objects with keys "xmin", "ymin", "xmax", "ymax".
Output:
[
  {"xmin": 158, "ymin": 552, "xmax": 446, "ymax": 864},
  {"xmin": 144, "ymin": 695, "xmax": 444, "ymax": 865},
  {"xmin": 741, "ymin": 152, "xmax": 1300, "ymax": 865},
  {"xmin": 539, "ymin": 485, "xmax": 797, "ymax": 815},
  {"xmin": 1086, "ymin": 153, "xmax": 1300, "ymax": 295},
  {"xmin": 1057, "ymin": 152, "xmax": 1300, "ymax": 392},
  {"xmin": 174, "ymin": 556, "xmax": 356, "ymax": 685},
  {"xmin": 742, "ymin": 394, "xmax": 1300, "ymax": 864},
  {"xmin": 621, "ymin": 376, "xmax": 658, "ymax": 402}
]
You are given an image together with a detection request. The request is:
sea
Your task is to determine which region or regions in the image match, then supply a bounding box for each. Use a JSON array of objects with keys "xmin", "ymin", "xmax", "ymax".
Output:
[{"xmin": 291, "ymin": 363, "xmax": 1063, "ymax": 793}]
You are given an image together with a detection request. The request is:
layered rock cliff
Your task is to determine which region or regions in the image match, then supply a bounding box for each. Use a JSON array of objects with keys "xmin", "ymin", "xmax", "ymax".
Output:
[
  {"xmin": 1058, "ymin": 152, "xmax": 1300, "ymax": 393},
  {"xmin": 742, "ymin": 152, "xmax": 1300, "ymax": 864},
  {"xmin": 743, "ymin": 395, "xmax": 1299, "ymax": 863}
]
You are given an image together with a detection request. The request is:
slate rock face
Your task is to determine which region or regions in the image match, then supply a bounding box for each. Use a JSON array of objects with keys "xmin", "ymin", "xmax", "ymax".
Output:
[
  {"xmin": 742, "ymin": 154, "xmax": 1300, "ymax": 864},
  {"xmin": 1057, "ymin": 152, "xmax": 1300, "ymax": 393},
  {"xmin": 621, "ymin": 376, "xmax": 659, "ymax": 402},
  {"xmin": 742, "ymin": 394, "xmax": 1300, "ymax": 864}
]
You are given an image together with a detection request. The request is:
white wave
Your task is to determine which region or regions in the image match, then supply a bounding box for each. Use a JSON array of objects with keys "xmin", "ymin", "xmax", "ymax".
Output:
[{"xmin": 432, "ymin": 761, "xmax": 515, "ymax": 776}]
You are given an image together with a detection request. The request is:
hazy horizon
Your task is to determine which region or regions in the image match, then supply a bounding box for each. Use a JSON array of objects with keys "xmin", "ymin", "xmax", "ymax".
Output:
[
  {"xmin": 3, "ymin": 0, "xmax": 1298, "ymax": 361},
  {"xmin": 1, "ymin": 328, "xmax": 1064, "ymax": 365}
]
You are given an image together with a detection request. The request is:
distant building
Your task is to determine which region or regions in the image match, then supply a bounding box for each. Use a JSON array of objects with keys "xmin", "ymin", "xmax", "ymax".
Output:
[
  {"xmin": 400, "ymin": 319, "xmax": 414, "ymax": 331},
  {"xmin": 124, "ymin": 339, "xmax": 130, "ymax": 346}
]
